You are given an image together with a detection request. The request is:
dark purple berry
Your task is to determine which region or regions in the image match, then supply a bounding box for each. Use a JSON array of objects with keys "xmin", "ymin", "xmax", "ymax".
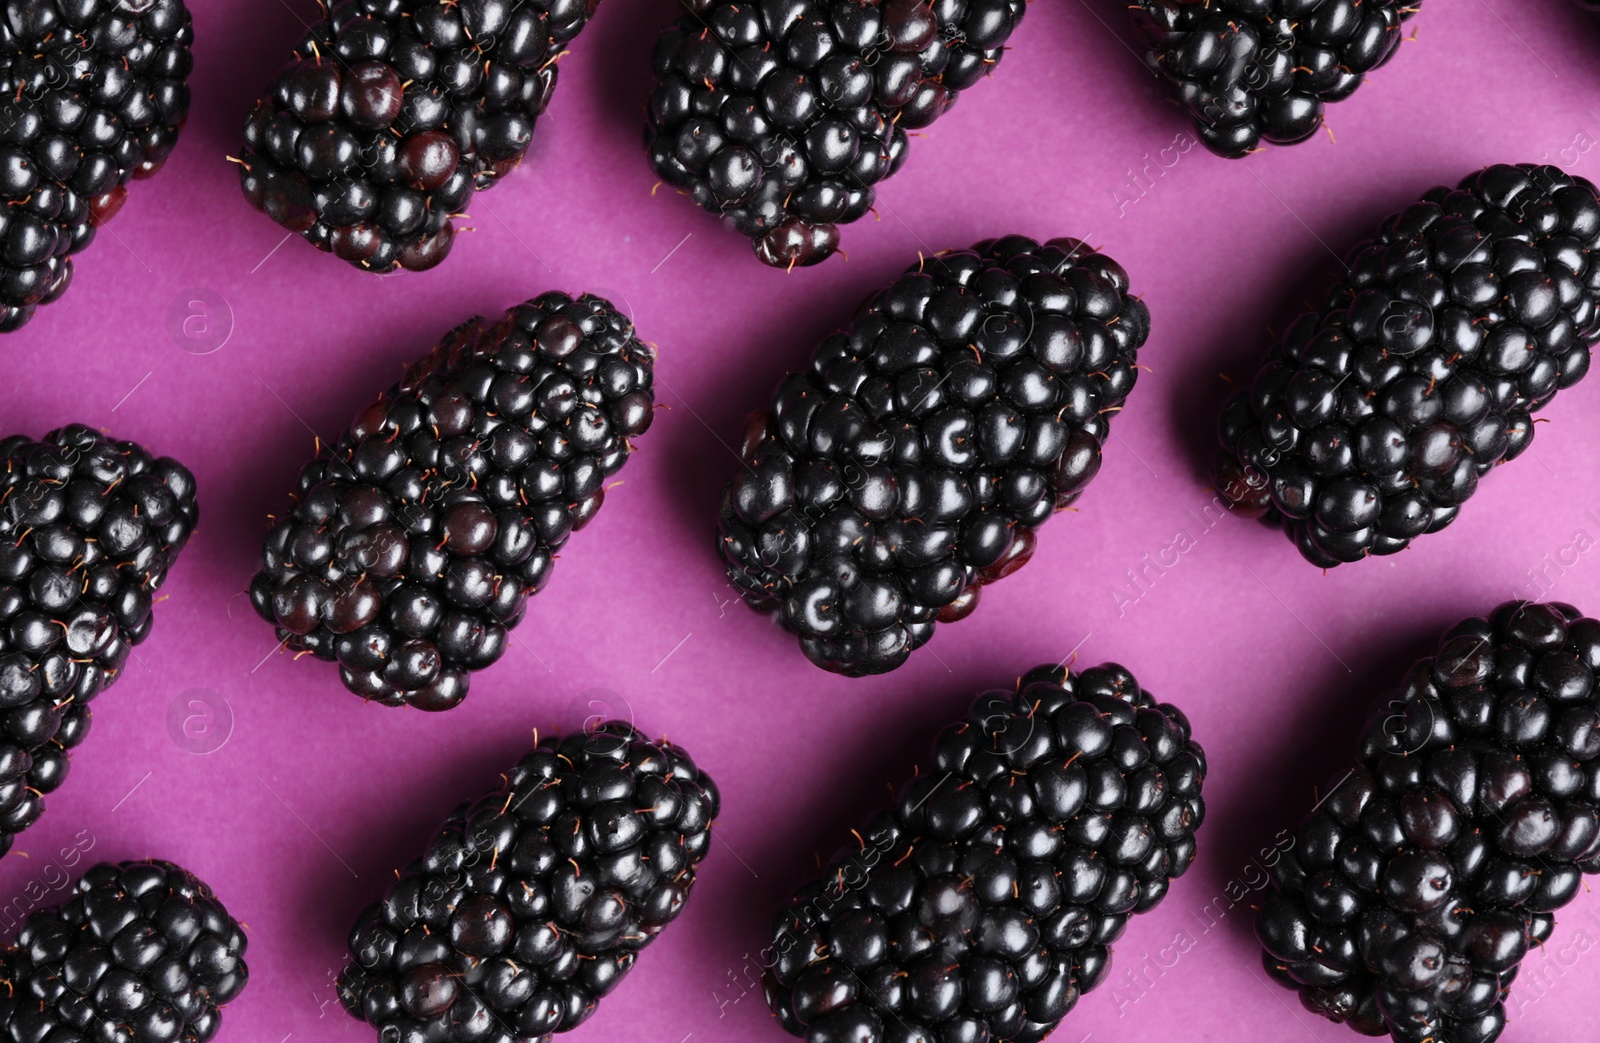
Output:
[
  {"xmin": 1214, "ymin": 165, "xmax": 1600, "ymax": 566},
  {"xmin": 0, "ymin": 860, "xmax": 247, "ymax": 1043},
  {"xmin": 338, "ymin": 723, "xmax": 717, "ymax": 1042},
  {"xmin": 1130, "ymin": 0, "xmax": 1418, "ymax": 158},
  {"xmin": 239, "ymin": 0, "xmax": 598, "ymax": 272},
  {"xmin": 0, "ymin": 0, "xmax": 193, "ymax": 331},
  {"xmin": 251, "ymin": 293, "xmax": 654, "ymax": 708},
  {"xmin": 766, "ymin": 665, "xmax": 1204, "ymax": 1042},
  {"xmin": 719, "ymin": 237, "xmax": 1150, "ymax": 675},
  {"xmin": 1258, "ymin": 601, "xmax": 1600, "ymax": 1043},
  {"xmin": 0, "ymin": 427, "xmax": 196, "ymax": 853},
  {"xmin": 645, "ymin": 0, "xmax": 1027, "ymax": 265}
]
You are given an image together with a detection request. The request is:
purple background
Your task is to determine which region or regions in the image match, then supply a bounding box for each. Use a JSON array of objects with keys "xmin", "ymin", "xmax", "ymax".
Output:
[{"xmin": 7, "ymin": 1, "xmax": 1600, "ymax": 1040}]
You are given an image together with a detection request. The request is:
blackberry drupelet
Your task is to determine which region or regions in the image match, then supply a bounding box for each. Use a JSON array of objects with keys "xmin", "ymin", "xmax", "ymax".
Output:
[
  {"xmin": 719, "ymin": 236, "xmax": 1150, "ymax": 675},
  {"xmin": 249, "ymin": 293, "xmax": 654, "ymax": 709},
  {"xmin": 645, "ymin": 0, "xmax": 1028, "ymax": 268},
  {"xmin": 1130, "ymin": 0, "xmax": 1419, "ymax": 158},
  {"xmin": 0, "ymin": 426, "xmax": 197, "ymax": 854},
  {"xmin": 1257, "ymin": 601, "xmax": 1600, "ymax": 1043},
  {"xmin": 0, "ymin": 0, "xmax": 193, "ymax": 331},
  {"xmin": 1213, "ymin": 164, "xmax": 1600, "ymax": 568},
  {"xmin": 0, "ymin": 859, "xmax": 248, "ymax": 1043},
  {"xmin": 238, "ymin": 0, "xmax": 598, "ymax": 273},
  {"xmin": 337, "ymin": 721, "xmax": 718, "ymax": 1043},
  {"xmin": 766, "ymin": 663, "xmax": 1206, "ymax": 1043}
]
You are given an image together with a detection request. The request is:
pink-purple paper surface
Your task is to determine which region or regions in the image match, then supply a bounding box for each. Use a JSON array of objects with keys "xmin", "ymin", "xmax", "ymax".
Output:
[{"xmin": 7, "ymin": 1, "xmax": 1600, "ymax": 1040}]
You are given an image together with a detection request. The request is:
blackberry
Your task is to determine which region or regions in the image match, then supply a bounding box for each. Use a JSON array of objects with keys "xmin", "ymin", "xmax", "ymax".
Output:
[
  {"xmin": 645, "ymin": 0, "xmax": 1027, "ymax": 268},
  {"xmin": 337, "ymin": 721, "xmax": 718, "ymax": 1043},
  {"xmin": 1257, "ymin": 601, "xmax": 1600, "ymax": 1043},
  {"xmin": 0, "ymin": 0, "xmax": 193, "ymax": 331},
  {"xmin": 1212, "ymin": 164, "xmax": 1600, "ymax": 568},
  {"xmin": 765, "ymin": 663, "xmax": 1206, "ymax": 1043},
  {"xmin": 238, "ymin": 0, "xmax": 598, "ymax": 274},
  {"xmin": 0, "ymin": 859, "xmax": 248, "ymax": 1043},
  {"xmin": 719, "ymin": 236, "xmax": 1150, "ymax": 675},
  {"xmin": 248, "ymin": 293, "xmax": 654, "ymax": 709},
  {"xmin": 0, "ymin": 425, "xmax": 197, "ymax": 854},
  {"xmin": 1130, "ymin": 0, "xmax": 1419, "ymax": 158}
]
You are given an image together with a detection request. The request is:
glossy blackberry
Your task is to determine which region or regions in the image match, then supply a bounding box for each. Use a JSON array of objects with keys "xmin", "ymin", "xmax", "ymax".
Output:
[
  {"xmin": 0, "ymin": 859, "xmax": 248, "ymax": 1043},
  {"xmin": 1130, "ymin": 0, "xmax": 1418, "ymax": 158},
  {"xmin": 337, "ymin": 721, "xmax": 718, "ymax": 1043},
  {"xmin": 719, "ymin": 236, "xmax": 1150, "ymax": 675},
  {"xmin": 248, "ymin": 292, "xmax": 654, "ymax": 709},
  {"xmin": 645, "ymin": 0, "xmax": 1028, "ymax": 268},
  {"xmin": 0, "ymin": 0, "xmax": 193, "ymax": 331},
  {"xmin": 1213, "ymin": 164, "xmax": 1600, "ymax": 568},
  {"xmin": 238, "ymin": 0, "xmax": 598, "ymax": 273},
  {"xmin": 766, "ymin": 663, "xmax": 1206, "ymax": 1043},
  {"xmin": 1257, "ymin": 601, "xmax": 1600, "ymax": 1043},
  {"xmin": 0, "ymin": 425, "xmax": 197, "ymax": 854}
]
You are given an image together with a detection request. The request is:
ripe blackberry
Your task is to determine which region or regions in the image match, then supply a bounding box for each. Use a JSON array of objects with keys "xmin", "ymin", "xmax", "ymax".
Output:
[
  {"xmin": 1257, "ymin": 601, "xmax": 1600, "ymax": 1043},
  {"xmin": 1129, "ymin": 0, "xmax": 1419, "ymax": 158},
  {"xmin": 0, "ymin": 0, "xmax": 193, "ymax": 331},
  {"xmin": 766, "ymin": 663, "xmax": 1206, "ymax": 1043},
  {"xmin": 1212, "ymin": 164, "xmax": 1600, "ymax": 568},
  {"xmin": 0, "ymin": 425, "xmax": 197, "ymax": 854},
  {"xmin": 719, "ymin": 236, "xmax": 1150, "ymax": 675},
  {"xmin": 337, "ymin": 721, "xmax": 718, "ymax": 1043},
  {"xmin": 645, "ymin": 0, "xmax": 1028, "ymax": 268},
  {"xmin": 0, "ymin": 859, "xmax": 248, "ymax": 1043},
  {"xmin": 248, "ymin": 293, "xmax": 655, "ymax": 709},
  {"xmin": 238, "ymin": 0, "xmax": 598, "ymax": 274}
]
